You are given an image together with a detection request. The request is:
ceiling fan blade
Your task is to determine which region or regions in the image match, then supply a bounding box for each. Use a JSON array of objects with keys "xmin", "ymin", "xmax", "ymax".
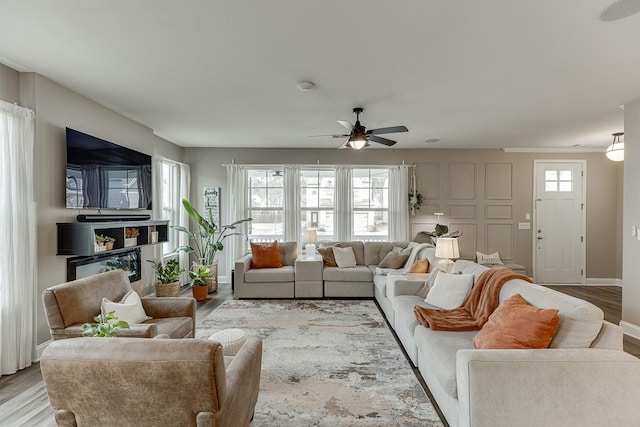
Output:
[
  {"xmin": 367, "ymin": 125, "xmax": 408, "ymax": 135},
  {"xmin": 308, "ymin": 134, "xmax": 350, "ymax": 138},
  {"xmin": 369, "ymin": 135, "xmax": 397, "ymax": 146},
  {"xmin": 337, "ymin": 120, "xmax": 355, "ymax": 132},
  {"xmin": 338, "ymin": 140, "xmax": 350, "ymax": 149}
]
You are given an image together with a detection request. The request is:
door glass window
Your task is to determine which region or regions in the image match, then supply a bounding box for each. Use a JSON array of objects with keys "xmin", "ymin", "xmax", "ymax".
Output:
[{"xmin": 545, "ymin": 169, "xmax": 572, "ymax": 193}]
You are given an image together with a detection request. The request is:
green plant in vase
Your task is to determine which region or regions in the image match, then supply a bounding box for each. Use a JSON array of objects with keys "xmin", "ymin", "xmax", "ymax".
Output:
[
  {"xmin": 147, "ymin": 258, "xmax": 184, "ymax": 284},
  {"xmin": 82, "ymin": 311, "xmax": 130, "ymax": 337},
  {"xmin": 174, "ymin": 198, "xmax": 252, "ymax": 292},
  {"xmin": 189, "ymin": 264, "xmax": 211, "ymax": 301}
]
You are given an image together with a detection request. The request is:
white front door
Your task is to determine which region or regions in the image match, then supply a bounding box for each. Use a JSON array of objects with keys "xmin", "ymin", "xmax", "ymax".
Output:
[{"xmin": 533, "ymin": 161, "xmax": 585, "ymax": 283}]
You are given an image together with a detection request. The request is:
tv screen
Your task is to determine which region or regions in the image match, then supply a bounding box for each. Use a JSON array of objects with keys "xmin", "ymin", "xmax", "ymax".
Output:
[{"xmin": 65, "ymin": 128, "xmax": 152, "ymax": 210}]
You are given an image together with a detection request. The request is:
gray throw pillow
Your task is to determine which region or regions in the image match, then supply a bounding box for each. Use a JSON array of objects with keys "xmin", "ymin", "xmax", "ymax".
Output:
[{"xmin": 378, "ymin": 252, "xmax": 409, "ymax": 269}]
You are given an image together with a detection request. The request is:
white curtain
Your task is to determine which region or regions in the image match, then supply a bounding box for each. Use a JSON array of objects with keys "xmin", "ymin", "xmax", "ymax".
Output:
[
  {"xmin": 0, "ymin": 101, "xmax": 36, "ymax": 375},
  {"xmin": 335, "ymin": 166, "xmax": 352, "ymax": 241},
  {"xmin": 225, "ymin": 164, "xmax": 248, "ymax": 280},
  {"xmin": 284, "ymin": 165, "xmax": 300, "ymax": 243},
  {"xmin": 178, "ymin": 162, "xmax": 191, "ymax": 282},
  {"xmin": 389, "ymin": 165, "xmax": 410, "ymax": 241}
]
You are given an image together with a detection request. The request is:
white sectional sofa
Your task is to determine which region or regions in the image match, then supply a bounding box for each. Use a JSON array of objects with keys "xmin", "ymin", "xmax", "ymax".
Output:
[{"xmin": 386, "ymin": 259, "xmax": 640, "ymax": 427}]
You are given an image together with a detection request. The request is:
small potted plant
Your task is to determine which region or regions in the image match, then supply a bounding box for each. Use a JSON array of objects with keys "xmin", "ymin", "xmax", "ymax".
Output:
[
  {"xmin": 125, "ymin": 228, "xmax": 140, "ymax": 247},
  {"xmin": 189, "ymin": 263, "xmax": 210, "ymax": 301},
  {"xmin": 104, "ymin": 235, "xmax": 116, "ymax": 251},
  {"xmin": 147, "ymin": 258, "xmax": 184, "ymax": 297},
  {"xmin": 82, "ymin": 311, "xmax": 130, "ymax": 337},
  {"xmin": 94, "ymin": 234, "xmax": 107, "ymax": 252}
]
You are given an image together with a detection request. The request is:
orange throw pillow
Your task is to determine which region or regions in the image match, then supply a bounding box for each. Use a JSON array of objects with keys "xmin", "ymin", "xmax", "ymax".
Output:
[
  {"xmin": 250, "ymin": 241, "xmax": 283, "ymax": 269},
  {"xmin": 317, "ymin": 246, "xmax": 337, "ymax": 267},
  {"xmin": 409, "ymin": 260, "xmax": 429, "ymax": 273},
  {"xmin": 473, "ymin": 293, "xmax": 560, "ymax": 349}
]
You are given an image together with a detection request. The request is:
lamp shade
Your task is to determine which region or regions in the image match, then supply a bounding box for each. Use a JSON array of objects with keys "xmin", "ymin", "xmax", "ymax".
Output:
[
  {"xmin": 302, "ymin": 229, "xmax": 318, "ymax": 244},
  {"xmin": 605, "ymin": 132, "xmax": 624, "ymax": 162},
  {"xmin": 435, "ymin": 237, "xmax": 460, "ymax": 259}
]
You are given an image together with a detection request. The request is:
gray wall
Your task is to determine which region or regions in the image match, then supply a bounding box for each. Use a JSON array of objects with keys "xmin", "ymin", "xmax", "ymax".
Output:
[
  {"xmin": 184, "ymin": 148, "xmax": 622, "ymax": 281},
  {"xmin": 623, "ymin": 97, "xmax": 640, "ymax": 329},
  {"xmin": 2, "ymin": 67, "xmax": 184, "ymax": 346}
]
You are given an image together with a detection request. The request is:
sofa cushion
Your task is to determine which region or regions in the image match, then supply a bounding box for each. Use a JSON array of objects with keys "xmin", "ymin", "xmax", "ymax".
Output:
[
  {"xmin": 323, "ymin": 266, "xmax": 372, "ymax": 282},
  {"xmin": 499, "ymin": 279, "xmax": 604, "ymax": 348},
  {"xmin": 414, "ymin": 327, "xmax": 477, "ymax": 399},
  {"xmin": 364, "ymin": 241, "xmax": 410, "ymax": 265},
  {"xmin": 425, "ymin": 273, "xmax": 474, "ymax": 309},
  {"xmin": 378, "ymin": 252, "xmax": 409, "ymax": 269},
  {"xmin": 473, "ymin": 293, "xmax": 560, "ymax": 349},
  {"xmin": 245, "ymin": 266, "xmax": 295, "ymax": 283},
  {"xmin": 144, "ymin": 317, "xmax": 193, "ymax": 339},
  {"xmin": 373, "ymin": 272, "xmax": 387, "ymax": 296},
  {"xmin": 452, "ymin": 259, "xmax": 490, "ymax": 281},
  {"xmin": 278, "ymin": 241, "xmax": 299, "ymax": 266},
  {"xmin": 101, "ymin": 290, "xmax": 151, "ymax": 324},
  {"xmin": 321, "ymin": 241, "xmax": 365, "ymax": 265},
  {"xmin": 317, "ymin": 246, "xmax": 337, "ymax": 267},
  {"xmin": 250, "ymin": 241, "xmax": 283, "ymax": 269},
  {"xmin": 409, "ymin": 259, "xmax": 429, "ymax": 273},
  {"xmin": 394, "ymin": 295, "xmax": 434, "ymax": 332}
]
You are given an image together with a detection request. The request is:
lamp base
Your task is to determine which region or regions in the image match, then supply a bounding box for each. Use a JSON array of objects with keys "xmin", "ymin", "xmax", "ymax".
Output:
[
  {"xmin": 438, "ymin": 258, "xmax": 454, "ymax": 273},
  {"xmin": 305, "ymin": 243, "xmax": 316, "ymax": 260}
]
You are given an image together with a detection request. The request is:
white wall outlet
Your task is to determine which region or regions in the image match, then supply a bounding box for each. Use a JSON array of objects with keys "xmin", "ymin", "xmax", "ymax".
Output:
[{"xmin": 633, "ymin": 225, "xmax": 637, "ymax": 237}]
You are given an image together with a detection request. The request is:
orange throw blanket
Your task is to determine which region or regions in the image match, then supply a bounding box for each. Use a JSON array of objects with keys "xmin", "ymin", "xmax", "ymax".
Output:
[{"xmin": 414, "ymin": 267, "xmax": 532, "ymax": 331}]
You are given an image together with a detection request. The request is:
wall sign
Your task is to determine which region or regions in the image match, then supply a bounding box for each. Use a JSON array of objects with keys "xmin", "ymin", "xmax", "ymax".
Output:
[{"xmin": 203, "ymin": 187, "xmax": 220, "ymax": 225}]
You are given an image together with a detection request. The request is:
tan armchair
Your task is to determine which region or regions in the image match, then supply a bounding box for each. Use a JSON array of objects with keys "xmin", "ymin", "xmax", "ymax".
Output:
[
  {"xmin": 42, "ymin": 270, "xmax": 195, "ymax": 340},
  {"xmin": 40, "ymin": 336, "xmax": 263, "ymax": 427}
]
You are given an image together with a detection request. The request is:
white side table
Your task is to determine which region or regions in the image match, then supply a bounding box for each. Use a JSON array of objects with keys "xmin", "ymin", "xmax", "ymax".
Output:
[
  {"xmin": 208, "ymin": 328, "xmax": 249, "ymax": 356},
  {"xmin": 294, "ymin": 253, "xmax": 324, "ymax": 298}
]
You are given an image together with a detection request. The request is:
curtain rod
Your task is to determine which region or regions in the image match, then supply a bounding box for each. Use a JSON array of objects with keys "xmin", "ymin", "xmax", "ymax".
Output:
[{"xmin": 220, "ymin": 163, "xmax": 416, "ymax": 168}]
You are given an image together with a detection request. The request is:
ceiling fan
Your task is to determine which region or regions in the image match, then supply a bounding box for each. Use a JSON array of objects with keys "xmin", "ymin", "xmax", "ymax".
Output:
[{"xmin": 311, "ymin": 107, "xmax": 408, "ymax": 149}]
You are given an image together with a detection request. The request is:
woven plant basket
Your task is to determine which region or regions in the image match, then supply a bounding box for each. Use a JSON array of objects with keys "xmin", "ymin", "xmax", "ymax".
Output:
[{"xmin": 155, "ymin": 281, "xmax": 180, "ymax": 297}]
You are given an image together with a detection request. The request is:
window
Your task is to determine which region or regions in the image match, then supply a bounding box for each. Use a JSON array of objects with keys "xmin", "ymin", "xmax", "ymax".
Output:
[
  {"xmin": 352, "ymin": 168, "xmax": 389, "ymax": 241},
  {"xmin": 160, "ymin": 161, "xmax": 179, "ymax": 256},
  {"xmin": 248, "ymin": 169, "xmax": 284, "ymax": 242},
  {"xmin": 545, "ymin": 170, "xmax": 572, "ymax": 192},
  {"xmin": 301, "ymin": 169, "xmax": 335, "ymax": 241}
]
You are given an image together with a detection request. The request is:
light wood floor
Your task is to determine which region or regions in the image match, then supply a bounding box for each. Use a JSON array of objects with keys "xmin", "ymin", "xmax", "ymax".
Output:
[{"xmin": 0, "ymin": 283, "xmax": 637, "ymax": 417}]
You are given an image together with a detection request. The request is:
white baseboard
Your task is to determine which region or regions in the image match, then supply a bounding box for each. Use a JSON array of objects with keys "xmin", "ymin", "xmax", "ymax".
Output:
[
  {"xmin": 35, "ymin": 339, "xmax": 51, "ymax": 361},
  {"xmin": 620, "ymin": 321, "xmax": 640, "ymax": 341},
  {"xmin": 219, "ymin": 275, "xmax": 228, "ymax": 284},
  {"xmin": 584, "ymin": 278, "xmax": 623, "ymax": 286}
]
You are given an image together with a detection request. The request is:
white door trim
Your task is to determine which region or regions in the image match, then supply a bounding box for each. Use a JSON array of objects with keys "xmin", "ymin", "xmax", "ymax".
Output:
[{"xmin": 532, "ymin": 160, "xmax": 587, "ymax": 284}]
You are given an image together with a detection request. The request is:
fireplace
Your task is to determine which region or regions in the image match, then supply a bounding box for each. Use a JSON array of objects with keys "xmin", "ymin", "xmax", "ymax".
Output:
[{"xmin": 66, "ymin": 248, "xmax": 141, "ymax": 282}]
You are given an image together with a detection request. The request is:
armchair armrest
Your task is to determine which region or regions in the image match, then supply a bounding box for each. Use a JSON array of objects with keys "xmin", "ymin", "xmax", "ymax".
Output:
[
  {"xmin": 141, "ymin": 297, "xmax": 196, "ymax": 336},
  {"xmin": 117, "ymin": 323, "xmax": 158, "ymax": 338},
  {"xmin": 456, "ymin": 348, "xmax": 640, "ymax": 427},
  {"xmin": 215, "ymin": 336, "xmax": 263, "ymax": 425}
]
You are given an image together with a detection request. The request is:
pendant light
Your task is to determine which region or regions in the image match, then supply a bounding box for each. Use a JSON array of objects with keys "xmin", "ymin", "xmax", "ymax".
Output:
[{"xmin": 605, "ymin": 132, "xmax": 624, "ymax": 162}]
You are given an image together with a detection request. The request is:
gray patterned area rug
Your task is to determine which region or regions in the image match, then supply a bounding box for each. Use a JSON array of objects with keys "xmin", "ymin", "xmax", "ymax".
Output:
[{"xmin": 197, "ymin": 299, "xmax": 443, "ymax": 426}]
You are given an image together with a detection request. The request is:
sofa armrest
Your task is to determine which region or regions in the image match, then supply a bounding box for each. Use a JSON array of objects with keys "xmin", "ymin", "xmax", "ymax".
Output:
[
  {"xmin": 234, "ymin": 254, "xmax": 253, "ymax": 298},
  {"xmin": 456, "ymin": 348, "xmax": 640, "ymax": 427},
  {"xmin": 142, "ymin": 297, "xmax": 196, "ymax": 336},
  {"xmin": 216, "ymin": 336, "xmax": 263, "ymax": 425}
]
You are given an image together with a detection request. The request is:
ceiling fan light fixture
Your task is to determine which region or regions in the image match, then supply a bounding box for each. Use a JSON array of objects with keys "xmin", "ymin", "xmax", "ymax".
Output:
[
  {"xmin": 605, "ymin": 132, "xmax": 624, "ymax": 161},
  {"xmin": 348, "ymin": 134, "xmax": 369, "ymax": 150}
]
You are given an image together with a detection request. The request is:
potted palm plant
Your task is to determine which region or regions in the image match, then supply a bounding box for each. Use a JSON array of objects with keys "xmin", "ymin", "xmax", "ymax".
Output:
[
  {"xmin": 174, "ymin": 198, "xmax": 252, "ymax": 293},
  {"xmin": 189, "ymin": 264, "xmax": 210, "ymax": 301},
  {"xmin": 147, "ymin": 258, "xmax": 184, "ymax": 297}
]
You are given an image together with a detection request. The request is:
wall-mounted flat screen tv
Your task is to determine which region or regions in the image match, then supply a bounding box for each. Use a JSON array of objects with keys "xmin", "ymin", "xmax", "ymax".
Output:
[{"xmin": 66, "ymin": 128, "xmax": 152, "ymax": 210}]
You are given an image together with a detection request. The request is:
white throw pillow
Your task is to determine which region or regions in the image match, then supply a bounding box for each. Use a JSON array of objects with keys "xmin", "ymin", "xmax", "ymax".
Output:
[
  {"xmin": 101, "ymin": 290, "xmax": 151, "ymax": 324},
  {"xmin": 425, "ymin": 272, "xmax": 474, "ymax": 309},
  {"xmin": 332, "ymin": 246, "xmax": 357, "ymax": 268},
  {"xmin": 476, "ymin": 251, "xmax": 503, "ymax": 264}
]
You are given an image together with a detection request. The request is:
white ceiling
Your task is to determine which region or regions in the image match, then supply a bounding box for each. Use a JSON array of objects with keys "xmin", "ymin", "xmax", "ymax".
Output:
[{"xmin": 1, "ymin": 0, "xmax": 639, "ymax": 150}]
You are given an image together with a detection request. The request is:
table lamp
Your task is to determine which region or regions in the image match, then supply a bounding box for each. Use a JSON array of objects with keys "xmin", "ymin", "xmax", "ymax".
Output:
[
  {"xmin": 435, "ymin": 237, "xmax": 459, "ymax": 273},
  {"xmin": 302, "ymin": 229, "xmax": 318, "ymax": 259}
]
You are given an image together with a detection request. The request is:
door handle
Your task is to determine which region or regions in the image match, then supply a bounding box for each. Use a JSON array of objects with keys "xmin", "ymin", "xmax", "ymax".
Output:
[{"xmin": 537, "ymin": 237, "xmax": 543, "ymax": 240}]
